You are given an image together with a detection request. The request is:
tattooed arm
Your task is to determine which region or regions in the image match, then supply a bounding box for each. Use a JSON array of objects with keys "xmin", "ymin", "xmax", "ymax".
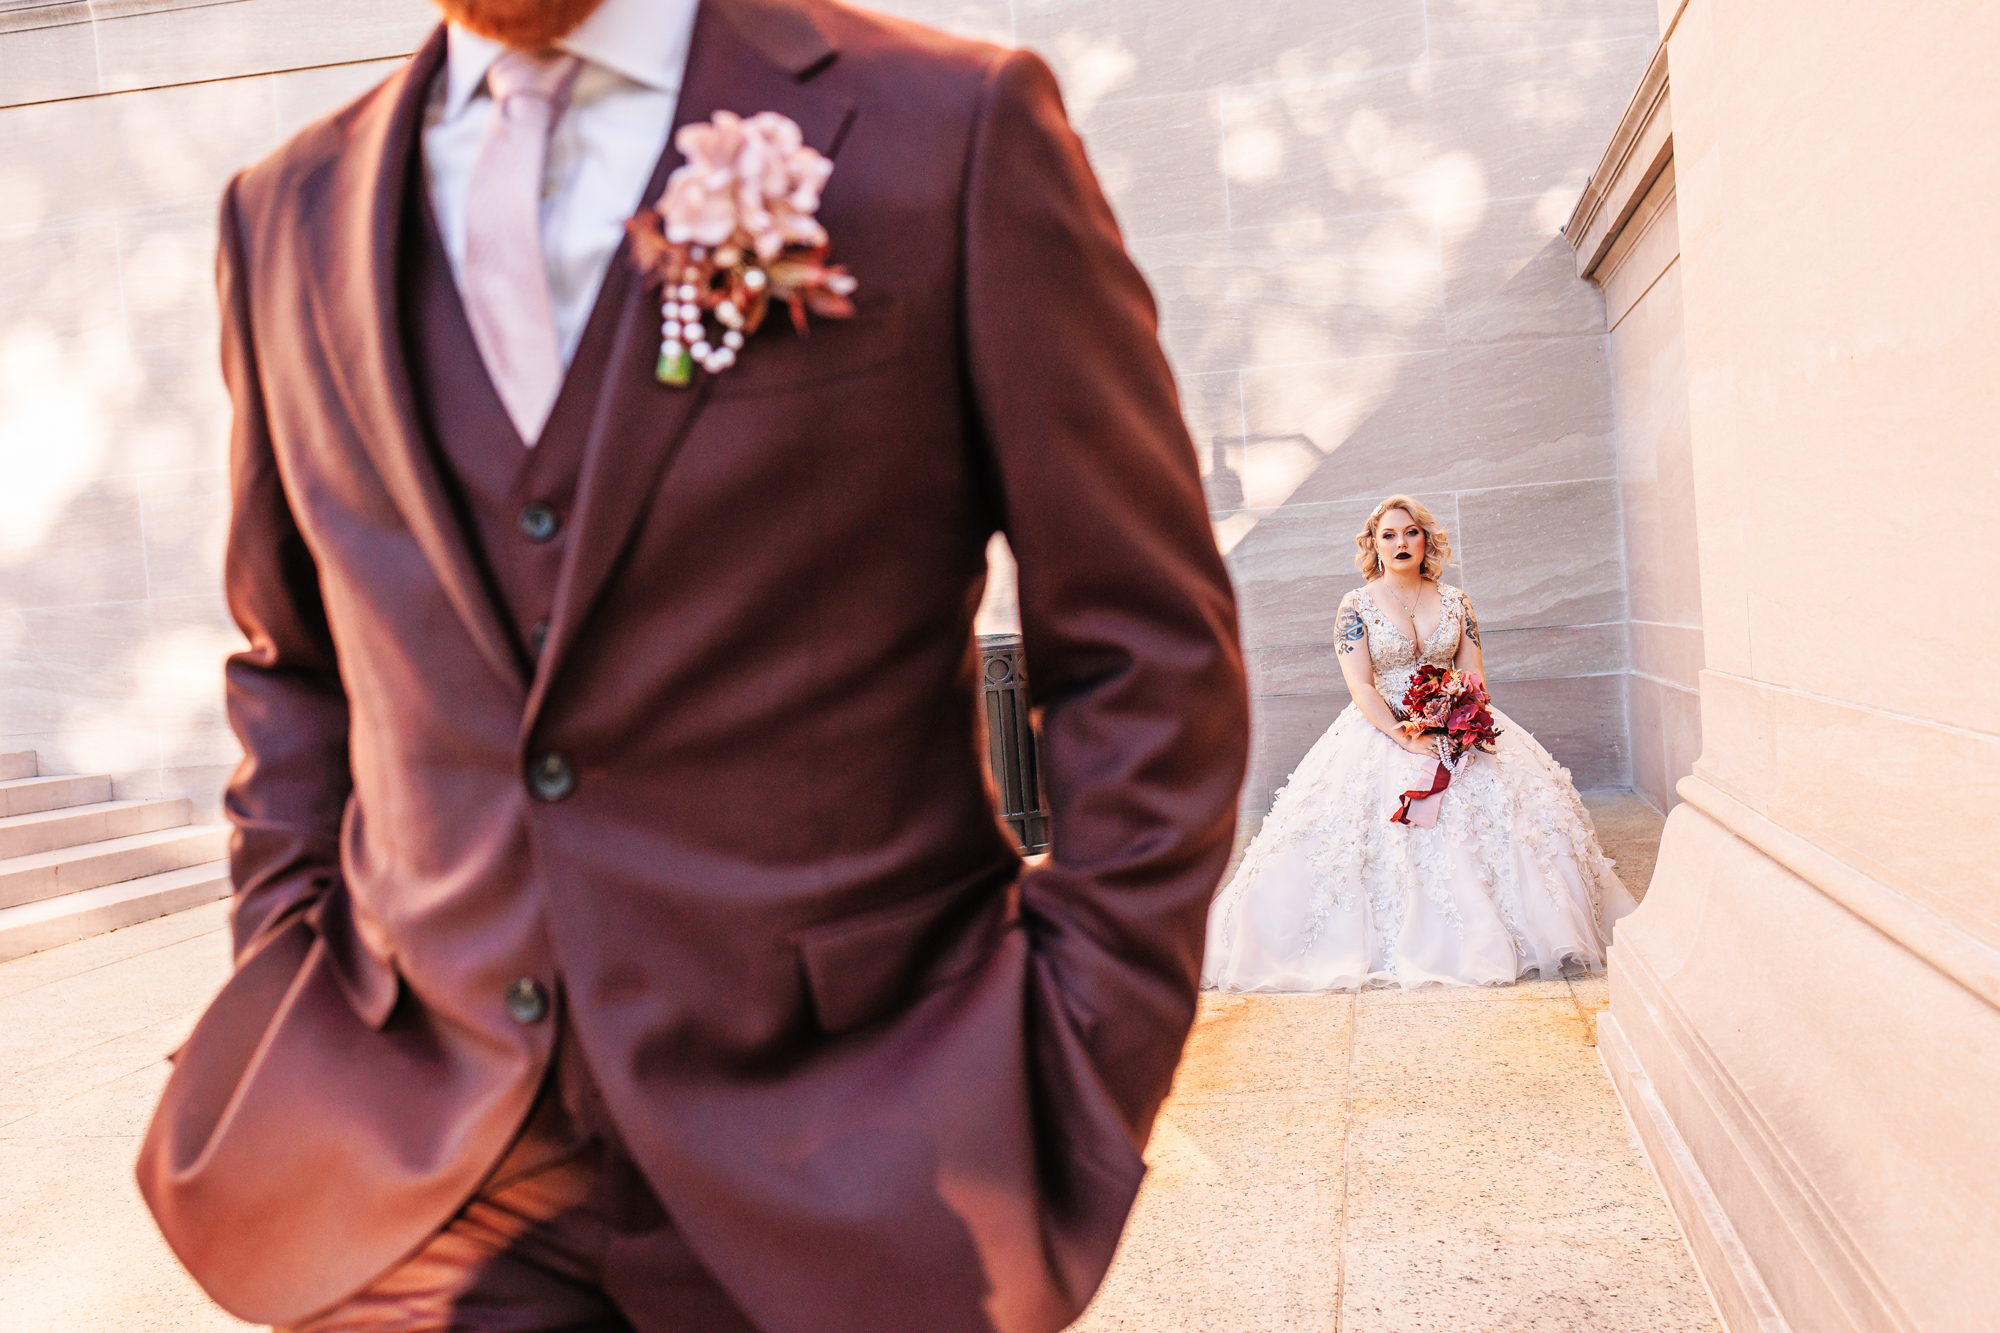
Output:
[
  {"xmin": 1335, "ymin": 598, "xmax": 1369, "ymax": 659},
  {"xmin": 1336, "ymin": 590, "xmax": 1435, "ymax": 756},
  {"xmin": 1453, "ymin": 587, "xmax": 1487, "ymax": 684}
]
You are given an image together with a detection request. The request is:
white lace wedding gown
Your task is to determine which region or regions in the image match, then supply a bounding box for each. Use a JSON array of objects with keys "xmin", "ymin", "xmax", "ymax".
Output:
[{"xmin": 1203, "ymin": 584, "xmax": 1638, "ymax": 992}]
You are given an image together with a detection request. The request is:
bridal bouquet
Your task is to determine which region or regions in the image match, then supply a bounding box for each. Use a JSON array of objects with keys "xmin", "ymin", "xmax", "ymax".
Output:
[{"xmin": 1389, "ymin": 665, "xmax": 1500, "ymax": 827}]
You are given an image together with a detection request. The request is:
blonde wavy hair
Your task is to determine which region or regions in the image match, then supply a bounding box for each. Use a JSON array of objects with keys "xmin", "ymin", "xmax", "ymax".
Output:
[{"xmin": 1354, "ymin": 494, "xmax": 1452, "ymax": 580}]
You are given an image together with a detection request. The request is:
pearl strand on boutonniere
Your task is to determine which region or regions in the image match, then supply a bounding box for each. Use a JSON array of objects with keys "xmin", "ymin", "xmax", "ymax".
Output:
[{"xmin": 658, "ymin": 251, "xmax": 740, "ymax": 386}]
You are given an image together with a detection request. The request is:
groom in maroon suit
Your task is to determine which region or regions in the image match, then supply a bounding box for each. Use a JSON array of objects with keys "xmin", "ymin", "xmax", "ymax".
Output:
[{"xmin": 137, "ymin": 0, "xmax": 1248, "ymax": 1328}]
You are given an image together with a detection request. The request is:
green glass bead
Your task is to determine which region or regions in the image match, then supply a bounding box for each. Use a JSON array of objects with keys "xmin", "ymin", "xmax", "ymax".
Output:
[{"xmin": 655, "ymin": 346, "xmax": 693, "ymax": 387}]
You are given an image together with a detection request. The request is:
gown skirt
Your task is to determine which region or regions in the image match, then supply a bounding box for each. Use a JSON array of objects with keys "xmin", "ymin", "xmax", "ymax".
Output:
[{"xmin": 1202, "ymin": 702, "xmax": 1639, "ymax": 993}]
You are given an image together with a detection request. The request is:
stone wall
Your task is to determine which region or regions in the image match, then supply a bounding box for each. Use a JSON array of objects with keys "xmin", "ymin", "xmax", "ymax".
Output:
[
  {"xmin": 920, "ymin": 0, "xmax": 1661, "ymax": 829},
  {"xmin": 1600, "ymin": 161, "xmax": 1699, "ymax": 815},
  {"xmin": 1591, "ymin": 0, "xmax": 2000, "ymax": 1328},
  {"xmin": 1, "ymin": 0, "xmax": 1657, "ymax": 825},
  {"xmin": 1568, "ymin": 44, "xmax": 1702, "ymax": 816},
  {"xmin": 0, "ymin": 0, "xmax": 433, "ymax": 817}
]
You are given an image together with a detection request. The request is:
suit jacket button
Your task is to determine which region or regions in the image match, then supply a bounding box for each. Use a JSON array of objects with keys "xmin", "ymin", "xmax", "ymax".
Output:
[
  {"xmin": 504, "ymin": 977, "xmax": 549, "ymax": 1025},
  {"xmin": 528, "ymin": 752, "xmax": 574, "ymax": 801},
  {"xmin": 529, "ymin": 619, "xmax": 550, "ymax": 657},
  {"xmin": 519, "ymin": 503, "xmax": 560, "ymax": 543}
]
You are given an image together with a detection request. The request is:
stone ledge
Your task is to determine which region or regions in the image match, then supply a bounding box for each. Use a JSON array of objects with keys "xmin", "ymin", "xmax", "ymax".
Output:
[
  {"xmin": 1605, "ymin": 919, "xmax": 1884, "ymax": 1333},
  {"xmin": 1679, "ymin": 774, "xmax": 2000, "ymax": 1012},
  {"xmin": 1691, "ymin": 668, "xmax": 2000, "ymax": 973},
  {"xmin": 1597, "ymin": 1008, "xmax": 1790, "ymax": 1333},
  {"xmin": 1564, "ymin": 31, "xmax": 1674, "ymax": 280},
  {"xmin": 0, "ymin": 0, "xmax": 429, "ymax": 107},
  {"xmin": 1608, "ymin": 799, "xmax": 1992, "ymax": 1332},
  {"xmin": 0, "ymin": 2, "xmax": 90, "ymax": 36}
]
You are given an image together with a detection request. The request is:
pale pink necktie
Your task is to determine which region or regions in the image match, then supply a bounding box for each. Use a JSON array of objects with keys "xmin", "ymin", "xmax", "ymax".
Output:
[{"xmin": 462, "ymin": 50, "xmax": 581, "ymax": 446}]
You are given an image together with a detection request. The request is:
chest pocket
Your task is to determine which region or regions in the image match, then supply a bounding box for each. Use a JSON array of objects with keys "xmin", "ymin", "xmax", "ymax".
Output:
[{"xmin": 704, "ymin": 287, "xmax": 910, "ymax": 402}]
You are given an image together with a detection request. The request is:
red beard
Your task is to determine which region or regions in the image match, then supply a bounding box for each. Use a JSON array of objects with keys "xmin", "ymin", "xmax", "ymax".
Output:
[{"xmin": 432, "ymin": 0, "xmax": 607, "ymax": 49}]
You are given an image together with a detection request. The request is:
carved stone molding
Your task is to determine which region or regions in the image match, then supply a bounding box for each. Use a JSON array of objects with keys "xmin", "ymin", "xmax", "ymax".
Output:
[
  {"xmin": 0, "ymin": 0, "xmax": 431, "ymax": 108},
  {"xmin": 0, "ymin": 0, "xmax": 246, "ymax": 33},
  {"xmin": 1679, "ymin": 774, "xmax": 2000, "ymax": 1013},
  {"xmin": 0, "ymin": 1, "xmax": 90, "ymax": 36},
  {"xmin": 1564, "ymin": 33, "xmax": 1674, "ymax": 280},
  {"xmin": 1597, "ymin": 1007, "xmax": 1793, "ymax": 1333}
]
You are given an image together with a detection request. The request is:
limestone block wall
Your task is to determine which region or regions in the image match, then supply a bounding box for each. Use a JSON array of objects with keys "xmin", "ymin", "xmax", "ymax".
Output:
[
  {"xmin": 1567, "ymin": 44, "xmax": 1701, "ymax": 815},
  {"xmin": 0, "ymin": 0, "xmax": 435, "ymax": 818},
  {"xmin": 1592, "ymin": 1, "xmax": 2000, "ymax": 1328},
  {"xmin": 2, "ymin": 0, "xmax": 1657, "ymax": 827},
  {"xmin": 1600, "ymin": 162, "xmax": 1699, "ymax": 814},
  {"xmin": 917, "ymin": 0, "xmax": 1662, "ymax": 826}
]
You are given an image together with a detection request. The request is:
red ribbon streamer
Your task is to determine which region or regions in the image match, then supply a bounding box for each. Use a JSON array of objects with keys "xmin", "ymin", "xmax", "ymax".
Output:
[{"xmin": 1390, "ymin": 760, "xmax": 1452, "ymax": 825}]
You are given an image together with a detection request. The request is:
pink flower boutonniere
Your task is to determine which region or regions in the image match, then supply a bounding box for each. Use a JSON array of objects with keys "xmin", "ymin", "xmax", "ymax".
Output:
[{"xmin": 626, "ymin": 110, "xmax": 859, "ymax": 386}]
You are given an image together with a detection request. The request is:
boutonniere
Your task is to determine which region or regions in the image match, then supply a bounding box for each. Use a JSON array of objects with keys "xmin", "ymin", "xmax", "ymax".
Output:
[{"xmin": 626, "ymin": 110, "xmax": 858, "ymax": 387}]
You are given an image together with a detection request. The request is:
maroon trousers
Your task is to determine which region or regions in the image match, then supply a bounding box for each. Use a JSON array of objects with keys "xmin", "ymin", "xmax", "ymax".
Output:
[{"xmin": 286, "ymin": 1019, "xmax": 758, "ymax": 1333}]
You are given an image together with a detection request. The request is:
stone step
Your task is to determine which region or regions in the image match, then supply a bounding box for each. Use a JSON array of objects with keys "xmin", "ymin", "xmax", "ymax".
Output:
[
  {"xmin": 0, "ymin": 773, "xmax": 114, "ymax": 818},
  {"xmin": 0, "ymin": 798, "xmax": 192, "ymax": 861},
  {"xmin": 0, "ymin": 824, "xmax": 230, "ymax": 912},
  {"xmin": 0, "ymin": 752, "xmax": 36, "ymax": 781},
  {"xmin": 0, "ymin": 861, "xmax": 231, "ymax": 964}
]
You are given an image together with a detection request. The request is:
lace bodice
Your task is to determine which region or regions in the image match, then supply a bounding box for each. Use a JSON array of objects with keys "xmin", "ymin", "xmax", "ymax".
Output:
[{"xmin": 1339, "ymin": 583, "xmax": 1471, "ymax": 710}]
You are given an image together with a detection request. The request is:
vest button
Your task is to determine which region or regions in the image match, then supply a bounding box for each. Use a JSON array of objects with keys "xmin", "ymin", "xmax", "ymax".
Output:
[
  {"xmin": 519, "ymin": 502, "xmax": 560, "ymax": 543},
  {"xmin": 528, "ymin": 752, "xmax": 574, "ymax": 801},
  {"xmin": 529, "ymin": 620, "xmax": 550, "ymax": 657},
  {"xmin": 504, "ymin": 977, "xmax": 549, "ymax": 1025}
]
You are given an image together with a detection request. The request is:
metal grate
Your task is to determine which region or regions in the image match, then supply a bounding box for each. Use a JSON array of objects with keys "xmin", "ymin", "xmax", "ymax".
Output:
[{"xmin": 978, "ymin": 634, "xmax": 1050, "ymax": 854}]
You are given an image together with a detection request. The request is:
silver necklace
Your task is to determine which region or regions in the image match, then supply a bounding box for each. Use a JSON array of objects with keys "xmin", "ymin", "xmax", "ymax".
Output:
[{"xmin": 1386, "ymin": 580, "xmax": 1426, "ymax": 619}]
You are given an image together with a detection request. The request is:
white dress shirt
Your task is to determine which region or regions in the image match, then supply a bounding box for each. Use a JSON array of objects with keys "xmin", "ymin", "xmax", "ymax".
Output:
[{"xmin": 422, "ymin": 0, "xmax": 701, "ymax": 365}]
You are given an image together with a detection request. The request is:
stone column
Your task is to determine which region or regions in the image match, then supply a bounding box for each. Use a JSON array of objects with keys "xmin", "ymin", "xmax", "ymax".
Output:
[{"xmin": 1575, "ymin": 2, "xmax": 2000, "ymax": 1329}]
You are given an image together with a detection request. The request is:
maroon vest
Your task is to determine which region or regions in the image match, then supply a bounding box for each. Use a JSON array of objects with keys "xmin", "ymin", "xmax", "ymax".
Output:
[{"xmin": 399, "ymin": 162, "xmax": 658, "ymax": 673}]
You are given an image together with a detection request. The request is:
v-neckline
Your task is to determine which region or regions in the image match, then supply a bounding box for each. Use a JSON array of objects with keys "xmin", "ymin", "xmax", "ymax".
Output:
[{"xmin": 1363, "ymin": 584, "xmax": 1444, "ymax": 650}]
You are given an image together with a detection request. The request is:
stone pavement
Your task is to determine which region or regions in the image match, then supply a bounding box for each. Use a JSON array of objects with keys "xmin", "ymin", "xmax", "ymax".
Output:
[
  {"xmin": 1072, "ymin": 793, "xmax": 1716, "ymax": 1332},
  {"xmin": 0, "ymin": 796, "xmax": 1713, "ymax": 1331},
  {"xmin": 1073, "ymin": 981, "xmax": 1719, "ymax": 1332},
  {"xmin": 0, "ymin": 897, "xmax": 244, "ymax": 1330}
]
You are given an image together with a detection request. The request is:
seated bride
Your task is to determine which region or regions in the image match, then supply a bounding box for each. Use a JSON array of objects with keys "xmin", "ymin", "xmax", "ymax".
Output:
[{"xmin": 1202, "ymin": 494, "xmax": 1637, "ymax": 992}]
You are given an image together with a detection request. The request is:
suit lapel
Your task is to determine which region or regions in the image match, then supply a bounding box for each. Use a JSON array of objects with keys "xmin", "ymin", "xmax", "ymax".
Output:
[
  {"xmin": 299, "ymin": 26, "xmax": 530, "ymax": 696},
  {"xmin": 526, "ymin": 0, "xmax": 855, "ymax": 732}
]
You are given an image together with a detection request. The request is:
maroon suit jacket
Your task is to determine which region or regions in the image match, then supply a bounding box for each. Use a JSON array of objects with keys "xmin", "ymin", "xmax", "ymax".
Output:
[{"xmin": 136, "ymin": 2, "xmax": 1248, "ymax": 1329}]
